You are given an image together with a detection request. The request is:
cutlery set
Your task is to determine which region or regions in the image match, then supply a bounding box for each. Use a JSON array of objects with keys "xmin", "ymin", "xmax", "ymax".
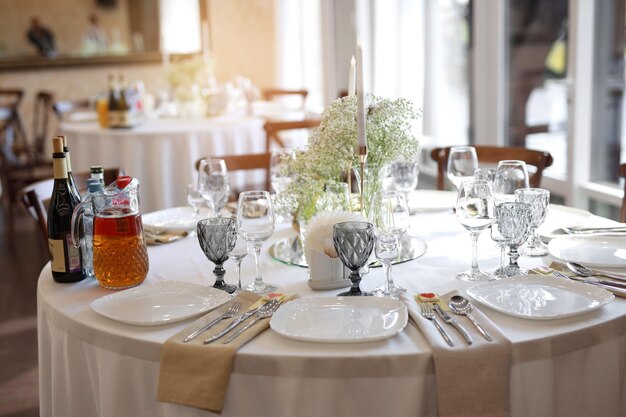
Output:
[
  {"xmin": 418, "ymin": 294, "xmax": 492, "ymax": 347},
  {"xmin": 183, "ymin": 299, "xmax": 281, "ymax": 344}
]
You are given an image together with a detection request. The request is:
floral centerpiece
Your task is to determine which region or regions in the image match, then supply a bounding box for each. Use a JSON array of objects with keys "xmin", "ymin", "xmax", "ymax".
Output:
[
  {"xmin": 166, "ymin": 55, "xmax": 215, "ymax": 117},
  {"xmin": 277, "ymin": 94, "xmax": 422, "ymax": 222}
]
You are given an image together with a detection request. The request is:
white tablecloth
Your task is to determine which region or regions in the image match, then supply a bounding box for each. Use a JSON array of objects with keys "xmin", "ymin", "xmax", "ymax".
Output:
[
  {"xmin": 37, "ymin": 204, "xmax": 626, "ymax": 417},
  {"xmin": 59, "ymin": 116, "xmax": 266, "ymax": 213}
]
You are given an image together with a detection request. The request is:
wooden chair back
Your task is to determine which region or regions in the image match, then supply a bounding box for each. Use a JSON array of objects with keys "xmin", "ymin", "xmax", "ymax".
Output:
[
  {"xmin": 195, "ymin": 153, "xmax": 272, "ymax": 200},
  {"xmin": 33, "ymin": 91, "xmax": 54, "ymax": 159},
  {"xmin": 263, "ymin": 118, "xmax": 320, "ymax": 151},
  {"xmin": 21, "ymin": 168, "xmax": 123, "ymax": 246},
  {"xmin": 430, "ymin": 145, "xmax": 554, "ymax": 190},
  {"xmin": 262, "ymin": 88, "xmax": 308, "ymax": 106},
  {"xmin": 52, "ymin": 98, "xmax": 93, "ymax": 121},
  {"xmin": 619, "ymin": 163, "xmax": 626, "ymax": 223}
]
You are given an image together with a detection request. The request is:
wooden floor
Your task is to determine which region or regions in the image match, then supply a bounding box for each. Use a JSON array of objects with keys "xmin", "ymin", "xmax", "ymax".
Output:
[{"xmin": 0, "ymin": 205, "xmax": 48, "ymax": 417}]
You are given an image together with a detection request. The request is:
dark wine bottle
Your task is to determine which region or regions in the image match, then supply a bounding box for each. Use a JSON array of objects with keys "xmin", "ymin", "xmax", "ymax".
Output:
[
  {"xmin": 117, "ymin": 73, "xmax": 134, "ymax": 128},
  {"xmin": 48, "ymin": 137, "xmax": 85, "ymax": 283},
  {"xmin": 107, "ymin": 73, "xmax": 120, "ymax": 128},
  {"xmin": 59, "ymin": 135, "xmax": 81, "ymax": 201}
]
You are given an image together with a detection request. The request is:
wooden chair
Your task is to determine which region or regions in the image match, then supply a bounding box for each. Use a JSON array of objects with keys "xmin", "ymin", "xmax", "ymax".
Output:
[
  {"xmin": 52, "ymin": 98, "xmax": 93, "ymax": 121},
  {"xmin": 430, "ymin": 145, "xmax": 554, "ymax": 190},
  {"xmin": 0, "ymin": 88, "xmax": 53, "ymax": 235},
  {"xmin": 21, "ymin": 168, "xmax": 123, "ymax": 246},
  {"xmin": 33, "ymin": 91, "xmax": 54, "ymax": 160},
  {"xmin": 619, "ymin": 164, "xmax": 626, "ymax": 223},
  {"xmin": 262, "ymin": 88, "xmax": 308, "ymax": 109},
  {"xmin": 263, "ymin": 118, "xmax": 321, "ymax": 151},
  {"xmin": 195, "ymin": 153, "xmax": 272, "ymax": 201}
]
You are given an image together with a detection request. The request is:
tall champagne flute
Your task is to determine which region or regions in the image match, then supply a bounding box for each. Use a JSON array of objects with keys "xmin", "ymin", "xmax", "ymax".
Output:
[
  {"xmin": 228, "ymin": 231, "xmax": 248, "ymax": 293},
  {"xmin": 447, "ymin": 146, "xmax": 478, "ymax": 190},
  {"xmin": 493, "ymin": 160, "xmax": 529, "ymax": 205},
  {"xmin": 455, "ymin": 179, "xmax": 494, "ymax": 281},
  {"xmin": 369, "ymin": 190, "xmax": 410, "ymax": 297},
  {"xmin": 236, "ymin": 190, "xmax": 276, "ymax": 293},
  {"xmin": 198, "ymin": 158, "xmax": 230, "ymax": 216}
]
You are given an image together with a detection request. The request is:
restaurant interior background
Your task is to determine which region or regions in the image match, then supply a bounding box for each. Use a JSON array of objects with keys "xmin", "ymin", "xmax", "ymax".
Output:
[{"xmin": 1, "ymin": 0, "xmax": 626, "ymax": 415}]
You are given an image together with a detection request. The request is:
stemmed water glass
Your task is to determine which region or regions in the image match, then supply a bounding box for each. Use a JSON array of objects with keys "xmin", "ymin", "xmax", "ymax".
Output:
[
  {"xmin": 198, "ymin": 158, "xmax": 230, "ymax": 216},
  {"xmin": 490, "ymin": 217, "xmax": 509, "ymax": 279},
  {"xmin": 496, "ymin": 202, "xmax": 533, "ymax": 276},
  {"xmin": 197, "ymin": 217, "xmax": 237, "ymax": 293},
  {"xmin": 270, "ymin": 149, "xmax": 295, "ymax": 195},
  {"xmin": 369, "ymin": 190, "xmax": 410, "ymax": 297},
  {"xmin": 228, "ymin": 231, "xmax": 248, "ymax": 293},
  {"xmin": 187, "ymin": 183, "xmax": 204, "ymax": 218},
  {"xmin": 493, "ymin": 160, "xmax": 529, "ymax": 205},
  {"xmin": 455, "ymin": 179, "xmax": 494, "ymax": 281},
  {"xmin": 515, "ymin": 188, "xmax": 550, "ymax": 256},
  {"xmin": 237, "ymin": 190, "xmax": 276, "ymax": 294},
  {"xmin": 390, "ymin": 159, "xmax": 419, "ymax": 202},
  {"xmin": 447, "ymin": 146, "xmax": 478, "ymax": 190},
  {"xmin": 333, "ymin": 221, "xmax": 375, "ymax": 296}
]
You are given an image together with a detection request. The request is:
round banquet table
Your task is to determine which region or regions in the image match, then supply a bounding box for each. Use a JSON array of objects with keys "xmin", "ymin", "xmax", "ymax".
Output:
[
  {"xmin": 37, "ymin": 201, "xmax": 626, "ymax": 417},
  {"xmin": 59, "ymin": 116, "xmax": 266, "ymax": 213}
]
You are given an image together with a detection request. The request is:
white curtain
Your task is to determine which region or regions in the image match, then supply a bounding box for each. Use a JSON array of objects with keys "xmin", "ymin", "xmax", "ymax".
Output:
[
  {"xmin": 160, "ymin": 0, "xmax": 202, "ymax": 54},
  {"xmin": 275, "ymin": 0, "xmax": 324, "ymax": 111}
]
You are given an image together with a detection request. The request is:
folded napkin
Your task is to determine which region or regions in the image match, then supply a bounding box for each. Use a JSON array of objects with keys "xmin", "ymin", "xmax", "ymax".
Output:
[
  {"xmin": 401, "ymin": 292, "xmax": 512, "ymax": 417},
  {"xmin": 157, "ymin": 291, "xmax": 294, "ymax": 413}
]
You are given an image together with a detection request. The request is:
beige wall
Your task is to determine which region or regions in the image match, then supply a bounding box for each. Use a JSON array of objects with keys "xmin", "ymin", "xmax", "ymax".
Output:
[
  {"xmin": 0, "ymin": 0, "xmax": 130, "ymax": 57},
  {"xmin": 0, "ymin": 0, "xmax": 277, "ymax": 145}
]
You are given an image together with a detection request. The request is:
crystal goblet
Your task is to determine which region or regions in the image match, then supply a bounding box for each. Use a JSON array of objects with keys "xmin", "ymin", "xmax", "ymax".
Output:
[
  {"xmin": 496, "ymin": 202, "xmax": 532, "ymax": 277},
  {"xmin": 515, "ymin": 188, "xmax": 550, "ymax": 257},
  {"xmin": 333, "ymin": 221, "xmax": 375, "ymax": 296},
  {"xmin": 197, "ymin": 217, "xmax": 237, "ymax": 293}
]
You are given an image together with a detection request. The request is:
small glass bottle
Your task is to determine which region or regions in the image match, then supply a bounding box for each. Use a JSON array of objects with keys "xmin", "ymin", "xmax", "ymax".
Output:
[
  {"xmin": 75, "ymin": 179, "xmax": 103, "ymax": 279},
  {"xmin": 90, "ymin": 165, "xmax": 105, "ymax": 187}
]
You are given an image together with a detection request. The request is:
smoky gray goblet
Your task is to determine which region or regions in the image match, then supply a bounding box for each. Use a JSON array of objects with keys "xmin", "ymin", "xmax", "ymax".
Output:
[
  {"xmin": 197, "ymin": 217, "xmax": 237, "ymax": 293},
  {"xmin": 333, "ymin": 221, "xmax": 375, "ymax": 296}
]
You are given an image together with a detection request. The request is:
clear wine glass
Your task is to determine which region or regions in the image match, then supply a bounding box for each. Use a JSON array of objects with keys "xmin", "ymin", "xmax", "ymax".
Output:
[
  {"xmin": 236, "ymin": 190, "xmax": 276, "ymax": 294},
  {"xmin": 495, "ymin": 202, "xmax": 533, "ymax": 276},
  {"xmin": 198, "ymin": 158, "xmax": 231, "ymax": 216},
  {"xmin": 455, "ymin": 179, "xmax": 494, "ymax": 281},
  {"xmin": 493, "ymin": 160, "xmax": 529, "ymax": 206},
  {"xmin": 187, "ymin": 183, "xmax": 204, "ymax": 218},
  {"xmin": 490, "ymin": 218, "xmax": 509, "ymax": 279},
  {"xmin": 197, "ymin": 217, "xmax": 237, "ymax": 293},
  {"xmin": 333, "ymin": 221, "xmax": 375, "ymax": 296},
  {"xmin": 369, "ymin": 190, "xmax": 410, "ymax": 297},
  {"xmin": 447, "ymin": 146, "xmax": 478, "ymax": 190},
  {"xmin": 270, "ymin": 149, "xmax": 295, "ymax": 195},
  {"xmin": 228, "ymin": 230, "xmax": 248, "ymax": 293},
  {"xmin": 391, "ymin": 159, "xmax": 419, "ymax": 203},
  {"xmin": 515, "ymin": 188, "xmax": 550, "ymax": 256}
]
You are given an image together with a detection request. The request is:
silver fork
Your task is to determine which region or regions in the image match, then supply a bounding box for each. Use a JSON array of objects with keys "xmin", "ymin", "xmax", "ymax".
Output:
[
  {"xmin": 183, "ymin": 302, "xmax": 241, "ymax": 343},
  {"xmin": 419, "ymin": 302, "xmax": 454, "ymax": 347},
  {"xmin": 222, "ymin": 299, "xmax": 280, "ymax": 344}
]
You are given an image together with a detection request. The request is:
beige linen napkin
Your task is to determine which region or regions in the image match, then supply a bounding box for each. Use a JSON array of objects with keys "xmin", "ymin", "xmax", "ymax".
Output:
[
  {"xmin": 157, "ymin": 290, "xmax": 267, "ymax": 413},
  {"xmin": 402, "ymin": 292, "xmax": 512, "ymax": 417}
]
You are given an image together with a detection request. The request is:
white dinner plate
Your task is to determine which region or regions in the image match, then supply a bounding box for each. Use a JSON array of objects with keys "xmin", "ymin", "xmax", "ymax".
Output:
[
  {"xmin": 548, "ymin": 235, "xmax": 626, "ymax": 268},
  {"xmin": 466, "ymin": 275, "xmax": 614, "ymax": 320},
  {"xmin": 142, "ymin": 206, "xmax": 211, "ymax": 232},
  {"xmin": 91, "ymin": 281, "xmax": 231, "ymax": 326},
  {"xmin": 270, "ymin": 297, "xmax": 408, "ymax": 343}
]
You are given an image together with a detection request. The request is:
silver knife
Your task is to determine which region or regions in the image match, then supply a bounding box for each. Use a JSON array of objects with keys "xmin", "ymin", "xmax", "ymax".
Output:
[
  {"xmin": 562, "ymin": 226, "xmax": 626, "ymax": 234},
  {"xmin": 434, "ymin": 304, "xmax": 473, "ymax": 345},
  {"xmin": 203, "ymin": 304, "xmax": 263, "ymax": 344}
]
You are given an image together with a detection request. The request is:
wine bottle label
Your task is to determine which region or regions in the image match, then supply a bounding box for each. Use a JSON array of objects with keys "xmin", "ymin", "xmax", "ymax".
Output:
[
  {"xmin": 49, "ymin": 239, "xmax": 66, "ymax": 272},
  {"xmin": 66, "ymin": 234, "xmax": 82, "ymax": 273},
  {"xmin": 119, "ymin": 111, "xmax": 133, "ymax": 127},
  {"xmin": 53, "ymin": 158, "xmax": 68, "ymax": 179},
  {"xmin": 108, "ymin": 111, "xmax": 120, "ymax": 127}
]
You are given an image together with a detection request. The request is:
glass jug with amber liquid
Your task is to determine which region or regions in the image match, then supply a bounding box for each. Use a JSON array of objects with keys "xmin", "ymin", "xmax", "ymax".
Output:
[{"xmin": 81, "ymin": 176, "xmax": 148, "ymax": 289}]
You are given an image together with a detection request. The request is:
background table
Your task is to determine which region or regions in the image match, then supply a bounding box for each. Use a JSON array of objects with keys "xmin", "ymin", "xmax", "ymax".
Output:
[
  {"xmin": 60, "ymin": 116, "xmax": 265, "ymax": 213},
  {"xmin": 37, "ymin": 204, "xmax": 626, "ymax": 417}
]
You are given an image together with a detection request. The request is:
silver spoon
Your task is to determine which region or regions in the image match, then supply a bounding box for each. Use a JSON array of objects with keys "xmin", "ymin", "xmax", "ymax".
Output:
[
  {"xmin": 448, "ymin": 295, "xmax": 493, "ymax": 342},
  {"xmin": 566, "ymin": 262, "xmax": 626, "ymax": 283}
]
